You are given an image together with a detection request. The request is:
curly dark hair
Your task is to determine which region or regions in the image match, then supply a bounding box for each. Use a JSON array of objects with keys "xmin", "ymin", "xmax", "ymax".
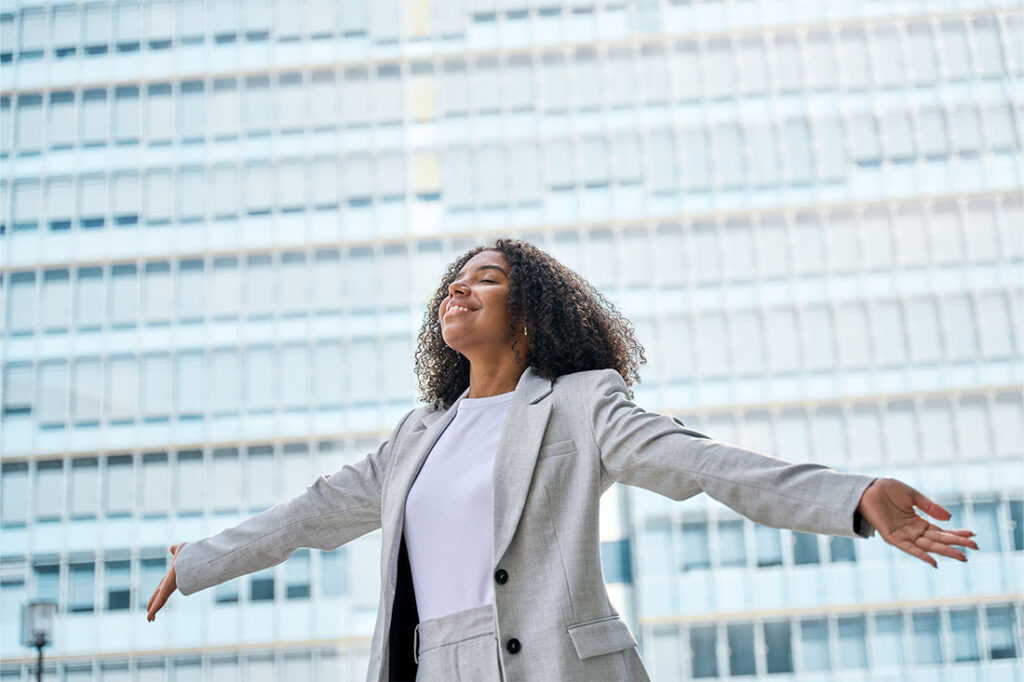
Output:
[{"xmin": 414, "ymin": 238, "xmax": 646, "ymax": 409}]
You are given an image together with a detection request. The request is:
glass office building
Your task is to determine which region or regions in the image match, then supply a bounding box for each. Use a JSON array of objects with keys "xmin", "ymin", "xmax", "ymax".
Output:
[{"xmin": 1, "ymin": 0, "xmax": 1022, "ymax": 679}]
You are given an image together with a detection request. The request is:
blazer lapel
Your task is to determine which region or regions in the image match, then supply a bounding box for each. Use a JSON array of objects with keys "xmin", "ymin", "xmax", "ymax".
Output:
[
  {"xmin": 492, "ymin": 368, "xmax": 553, "ymax": 565},
  {"xmin": 380, "ymin": 393, "xmax": 464, "ymax": 589}
]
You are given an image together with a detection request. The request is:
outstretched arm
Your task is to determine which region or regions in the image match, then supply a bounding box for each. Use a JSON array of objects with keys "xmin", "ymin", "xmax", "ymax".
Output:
[
  {"xmin": 856, "ymin": 478, "xmax": 977, "ymax": 567},
  {"xmin": 146, "ymin": 543, "xmax": 184, "ymax": 621}
]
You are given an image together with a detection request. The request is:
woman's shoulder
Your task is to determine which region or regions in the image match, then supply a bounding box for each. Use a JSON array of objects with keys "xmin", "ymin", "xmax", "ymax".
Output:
[{"xmin": 550, "ymin": 367, "xmax": 628, "ymax": 396}]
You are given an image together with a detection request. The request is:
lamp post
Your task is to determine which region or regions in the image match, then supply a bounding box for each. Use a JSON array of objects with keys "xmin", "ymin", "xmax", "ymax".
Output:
[{"xmin": 21, "ymin": 601, "xmax": 56, "ymax": 682}]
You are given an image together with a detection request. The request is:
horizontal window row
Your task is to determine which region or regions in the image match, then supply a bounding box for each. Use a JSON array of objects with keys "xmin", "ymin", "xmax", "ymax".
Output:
[
  {"xmin": 0, "ymin": 439, "xmax": 375, "ymax": 525},
  {"xmin": 641, "ymin": 289, "xmax": 1023, "ymax": 380},
  {"xmin": 647, "ymin": 604, "xmax": 1021, "ymax": 679},
  {"xmin": 640, "ymin": 495, "xmax": 1023, "ymax": 578},
  {"xmin": 2, "ymin": 192, "xmax": 1020, "ymax": 303},
  {"xmin": 1, "ymin": 339, "xmax": 416, "ymax": 428},
  {"xmin": 0, "ymin": 546, "xmax": 344, "ymax": 618},
  {"xmin": 0, "ymin": 647, "xmax": 359, "ymax": 682},
  {"xmin": 2, "ymin": 9, "xmax": 1019, "ymax": 94},
  {"xmin": 2, "ymin": 389, "xmax": 1021, "ymax": 528}
]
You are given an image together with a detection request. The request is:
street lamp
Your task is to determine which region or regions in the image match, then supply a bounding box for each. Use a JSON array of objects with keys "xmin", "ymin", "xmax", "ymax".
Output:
[{"xmin": 21, "ymin": 601, "xmax": 57, "ymax": 682}]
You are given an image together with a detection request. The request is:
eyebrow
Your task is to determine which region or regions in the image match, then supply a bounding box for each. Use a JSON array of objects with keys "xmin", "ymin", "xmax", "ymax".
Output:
[{"xmin": 455, "ymin": 264, "xmax": 507, "ymax": 279}]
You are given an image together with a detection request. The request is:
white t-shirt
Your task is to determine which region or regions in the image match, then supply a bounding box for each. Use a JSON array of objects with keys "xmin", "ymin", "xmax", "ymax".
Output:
[{"xmin": 403, "ymin": 390, "xmax": 514, "ymax": 622}]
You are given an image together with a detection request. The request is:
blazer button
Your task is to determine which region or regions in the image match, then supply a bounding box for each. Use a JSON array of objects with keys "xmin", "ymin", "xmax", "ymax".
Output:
[
  {"xmin": 494, "ymin": 569, "xmax": 509, "ymax": 585},
  {"xmin": 506, "ymin": 638, "xmax": 522, "ymax": 654}
]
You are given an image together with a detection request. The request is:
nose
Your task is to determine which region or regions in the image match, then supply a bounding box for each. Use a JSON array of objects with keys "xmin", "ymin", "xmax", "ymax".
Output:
[{"xmin": 448, "ymin": 278, "xmax": 468, "ymax": 297}]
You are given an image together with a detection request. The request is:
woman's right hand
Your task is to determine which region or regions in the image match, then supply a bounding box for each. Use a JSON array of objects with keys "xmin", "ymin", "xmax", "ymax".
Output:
[{"xmin": 146, "ymin": 543, "xmax": 185, "ymax": 622}]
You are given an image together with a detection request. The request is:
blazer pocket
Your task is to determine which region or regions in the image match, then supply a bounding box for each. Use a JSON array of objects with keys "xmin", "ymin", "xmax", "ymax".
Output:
[
  {"xmin": 538, "ymin": 438, "xmax": 577, "ymax": 459},
  {"xmin": 566, "ymin": 616, "xmax": 637, "ymax": 660}
]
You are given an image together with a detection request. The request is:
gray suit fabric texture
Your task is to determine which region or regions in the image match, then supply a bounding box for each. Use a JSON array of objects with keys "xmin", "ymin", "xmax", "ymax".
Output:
[{"xmin": 174, "ymin": 367, "xmax": 876, "ymax": 681}]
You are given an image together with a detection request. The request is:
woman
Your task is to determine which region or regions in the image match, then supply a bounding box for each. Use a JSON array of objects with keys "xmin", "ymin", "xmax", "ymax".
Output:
[{"xmin": 147, "ymin": 239, "xmax": 976, "ymax": 681}]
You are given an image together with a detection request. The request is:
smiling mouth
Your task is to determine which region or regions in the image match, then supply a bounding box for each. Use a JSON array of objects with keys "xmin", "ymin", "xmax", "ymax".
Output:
[{"xmin": 446, "ymin": 305, "xmax": 476, "ymax": 316}]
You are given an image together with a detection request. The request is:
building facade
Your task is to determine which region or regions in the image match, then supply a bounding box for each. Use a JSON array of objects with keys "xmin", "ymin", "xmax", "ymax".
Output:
[{"xmin": 1, "ymin": 0, "xmax": 1022, "ymax": 680}]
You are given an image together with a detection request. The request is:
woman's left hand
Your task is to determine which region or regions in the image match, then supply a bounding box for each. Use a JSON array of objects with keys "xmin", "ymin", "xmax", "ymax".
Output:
[{"xmin": 856, "ymin": 478, "xmax": 978, "ymax": 567}]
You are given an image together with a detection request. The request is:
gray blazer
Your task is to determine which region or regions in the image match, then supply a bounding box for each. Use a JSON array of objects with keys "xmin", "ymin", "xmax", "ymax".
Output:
[{"xmin": 175, "ymin": 367, "xmax": 875, "ymax": 681}]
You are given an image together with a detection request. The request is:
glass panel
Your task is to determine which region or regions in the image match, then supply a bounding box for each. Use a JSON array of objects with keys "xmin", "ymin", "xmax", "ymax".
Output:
[
  {"xmin": 682, "ymin": 522, "xmax": 710, "ymax": 570},
  {"xmin": 717, "ymin": 521, "xmax": 745, "ymax": 568},
  {"xmin": 176, "ymin": 452, "xmax": 203, "ymax": 515},
  {"xmin": 285, "ymin": 549, "xmax": 310, "ymax": 599},
  {"xmin": 7, "ymin": 272, "xmax": 35, "ymax": 332},
  {"xmin": 140, "ymin": 453, "xmax": 169, "ymax": 516},
  {"xmin": 34, "ymin": 563, "xmax": 59, "ymax": 602},
  {"xmin": 138, "ymin": 558, "xmax": 165, "ymax": 610},
  {"xmin": 727, "ymin": 623, "xmax": 755, "ymax": 675},
  {"xmin": 250, "ymin": 567, "xmax": 274, "ymax": 601},
  {"xmin": 756, "ymin": 525, "xmax": 782, "ymax": 567},
  {"xmin": 764, "ymin": 621, "xmax": 793, "ymax": 673},
  {"xmin": 1, "ymin": 463, "xmax": 30, "ymax": 525},
  {"xmin": 873, "ymin": 613, "xmax": 905, "ymax": 667},
  {"xmin": 69, "ymin": 562, "xmax": 95, "ymax": 612},
  {"xmin": 950, "ymin": 610, "xmax": 980, "ymax": 662},
  {"xmin": 986, "ymin": 606, "xmax": 1018, "ymax": 659},
  {"xmin": 689, "ymin": 626, "xmax": 717, "ymax": 678},
  {"xmin": 35, "ymin": 460, "xmax": 64, "ymax": 519},
  {"xmin": 913, "ymin": 611, "xmax": 943, "ymax": 664},
  {"xmin": 321, "ymin": 547, "xmax": 346, "ymax": 596},
  {"xmin": 838, "ymin": 616, "xmax": 867, "ymax": 668},
  {"xmin": 69, "ymin": 458, "xmax": 99, "ymax": 518},
  {"xmin": 801, "ymin": 619, "xmax": 831, "ymax": 671},
  {"xmin": 793, "ymin": 532, "xmax": 820, "ymax": 565},
  {"xmin": 105, "ymin": 456, "xmax": 133, "ymax": 516},
  {"xmin": 829, "ymin": 536, "xmax": 856, "ymax": 563}
]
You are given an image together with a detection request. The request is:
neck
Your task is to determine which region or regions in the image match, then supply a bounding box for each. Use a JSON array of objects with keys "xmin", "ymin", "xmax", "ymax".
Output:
[{"xmin": 466, "ymin": 358, "xmax": 528, "ymax": 399}]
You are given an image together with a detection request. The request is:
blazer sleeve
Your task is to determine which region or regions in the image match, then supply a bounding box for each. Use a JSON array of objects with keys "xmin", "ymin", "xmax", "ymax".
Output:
[
  {"xmin": 589, "ymin": 369, "xmax": 875, "ymax": 539},
  {"xmin": 175, "ymin": 408, "xmax": 417, "ymax": 596}
]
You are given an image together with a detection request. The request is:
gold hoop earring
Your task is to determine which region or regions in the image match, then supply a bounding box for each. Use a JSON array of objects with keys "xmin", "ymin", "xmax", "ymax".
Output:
[{"xmin": 524, "ymin": 325, "xmax": 528, "ymax": 337}]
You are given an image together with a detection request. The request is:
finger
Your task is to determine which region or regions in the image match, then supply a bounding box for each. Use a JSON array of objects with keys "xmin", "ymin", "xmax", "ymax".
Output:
[
  {"xmin": 147, "ymin": 585, "xmax": 169, "ymax": 621},
  {"xmin": 897, "ymin": 539, "xmax": 938, "ymax": 568},
  {"xmin": 916, "ymin": 536, "xmax": 967, "ymax": 562},
  {"xmin": 912, "ymin": 491, "xmax": 951, "ymax": 521},
  {"xmin": 923, "ymin": 528, "xmax": 978, "ymax": 550}
]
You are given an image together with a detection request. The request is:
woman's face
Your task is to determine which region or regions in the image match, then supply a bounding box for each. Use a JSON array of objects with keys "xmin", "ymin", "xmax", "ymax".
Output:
[{"xmin": 439, "ymin": 250, "xmax": 517, "ymax": 355}]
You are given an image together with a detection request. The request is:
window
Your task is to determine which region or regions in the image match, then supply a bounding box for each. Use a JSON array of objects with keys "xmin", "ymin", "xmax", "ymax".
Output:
[
  {"xmin": 1010, "ymin": 500, "xmax": 1023, "ymax": 552},
  {"xmin": 69, "ymin": 458, "xmax": 99, "ymax": 518},
  {"xmin": 682, "ymin": 522, "xmax": 710, "ymax": 571},
  {"xmin": 321, "ymin": 548, "xmax": 346, "ymax": 596},
  {"xmin": 215, "ymin": 579, "xmax": 239, "ymax": 604},
  {"xmin": 16, "ymin": 94, "xmax": 43, "ymax": 152},
  {"xmin": 52, "ymin": 6, "xmax": 79, "ymax": 57},
  {"xmin": 244, "ymin": 255, "xmax": 274, "ymax": 318},
  {"xmin": 209, "ymin": 350, "xmax": 241, "ymax": 414},
  {"xmin": 143, "ymin": 262, "xmax": 171, "ymax": 324},
  {"xmin": 13, "ymin": 178, "xmax": 40, "ymax": 230},
  {"xmin": 78, "ymin": 174, "xmax": 107, "ymax": 229},
  {"xmin": 245, "ymin": 162, "xmax": 272, "ymax": 215},
  {"xmin": 873, "ymin": 613, "xmax": 905, "ymax": 666},
  {"xmin": 250, "ymin": 567, "xmax": 274, "ymax": 601},
  {"xmin": 285, "ymin": 550, "xmax": 310, "ymax": 599},
  {"xmin": 46, "ymin": 177, "xmax": 73, "ymax": 231},
  {"xmin": 717, "ymin": 521, "xmax": 745, "ymax": 567},
  {"xmin": 68, "ymin": 337, "xmax": 103, "ymax": 396},
  {"xmin": 837, "ymin": 616, "xmax": 867, "ymax": 668},
  {"xmin": 69, "ymin": 562, "xmax": 95, "ymax": 613},
  {"xmin": 146, "ymin": 1, "xmax": 173, "ymax": 47},
  {"xmin": 75, "ymin": 268, "xmax": 104, "ymax": 329},
  {"xmin": 38, "ymin": 363, "xmax": 68, "ymax": 427},
  {"xmin": 913, "ymin": 612, "xmax": 943, "ymax": 664},
  {"xmin": 313, "ymin": 342, "xmax": 344, "ymax": 407},
  {"xmin": 540, "ymin": 54, "xmax": 568, "ymax": 112},
  {"xmin": 110, "ymin": 264, "xmax": 138, "ymax": 326},
  {"xmin": 830, "ymin": 536, "xmax": 856, "ymax": 563},
  {"xmin": 179, "ymin": 81, "xmax": 204, "ymax": 142},
  {"xmin": 1, "ymin": 463, "xmax": 29, "ymax": 525},
  {"xmin": 986, "ymin": 606, "xmax": 1018, "ymax": 659},
  {"xmin": 104, "ymin": 456, "xmax": 133, "ymax": 516},
  {"xmin": 309, "ymin": 71, "xmax": 336, "ymax": 128},
  {"xmin": 764, "ymin": 621, "xmax": 793, "ymax": 673},
  {"xmin": 176, "ymin": 260, "xmax": 204, "ymax": 321},
  {"xmin": 209, "ymin": 257, "xmax": 240, "ymax": 317},
  {"xmin": 210, "ymin": 79, "xmax": 240, "ymax": 139},
  {"xmin": 756, "ymin": 525, "xmax": 783, "ymax": 567},
  {"xmin": 142, "ymin": 170, "xmax": 170, "ymax": 225},
  {"xmin": 950, "ymin": 610, "xmax": 980, "ymax": 662},
  {"xmin": 139, "ymin": 452, "xmax": 169, "ymax": 516},
  {"xmin": 82, "ymin": 90, "xmax": 109, "ymax": 145},
  {"xmin": 42, "ymin": 270, "xmax": 71, "ymax": 331},
  {"xmin": 801, "ymin": 619, "xmax": 831, "ymax": 670},
  {"xmin": 19, "ymin": 9, "xmax": 45, "ymax": 59},
  {"xmin": 110, "ymin": 173, "xmax": 139, "ymax": 227},
  {"xmin": 211, "ymin": 449, "xmax": 241, "ymax": 510},
  {"xmin": 175, "ymin": 352, "xmax": 204, "ymax": 418},
  {"xmin": 176, "ymin": 451, "xmax": 203, "ymax": 515},
  {"xmin": 689, "ymin": 626, "xmax": 717, "ymax": 678},
  {"xmin": 726, "ymin": 624, "xmax": 755, "ymax": 675},
  {"xmin": 115, "ymin": 1, "xmax": 141, "ymax": 51},
  {"xmin": 245, "ymin": 347, "xmax": 274, "ymax": 412},
  {"xmin": 34, "ymin": 562, "xmax": 59, "ymax": 602}
]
